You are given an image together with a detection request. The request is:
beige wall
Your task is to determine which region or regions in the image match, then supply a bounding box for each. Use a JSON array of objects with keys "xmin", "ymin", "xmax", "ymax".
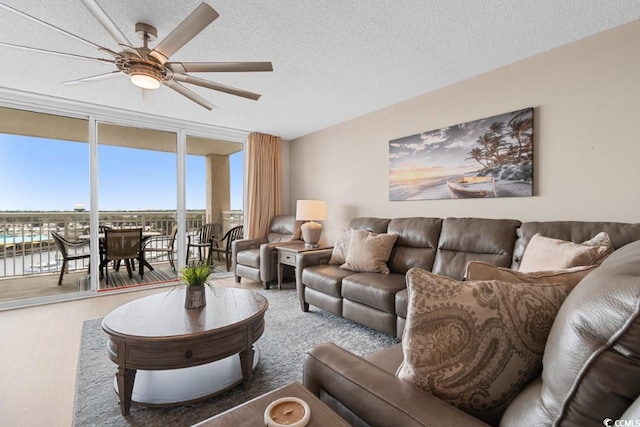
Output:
[{"xmin": 289, "ymin": 20, "xmax": 640, "ymax": 244}]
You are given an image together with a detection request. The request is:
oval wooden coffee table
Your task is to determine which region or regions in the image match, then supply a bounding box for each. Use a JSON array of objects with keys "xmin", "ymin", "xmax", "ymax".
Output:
[{"xmin": 102, "ymin": 286, "xmax": 268, "ymax": 416}]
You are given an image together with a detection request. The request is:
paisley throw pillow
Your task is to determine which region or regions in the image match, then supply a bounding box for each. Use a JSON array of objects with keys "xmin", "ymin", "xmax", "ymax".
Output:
[{"xmin": 397, "ymin": 268, "xmax": 572, "ymax": 425}]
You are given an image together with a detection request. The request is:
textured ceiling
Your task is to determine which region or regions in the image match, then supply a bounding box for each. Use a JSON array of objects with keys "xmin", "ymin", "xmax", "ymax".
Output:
[{"xmin": 0, "ymin": 1, "xmax": 639, "ymax": 140}]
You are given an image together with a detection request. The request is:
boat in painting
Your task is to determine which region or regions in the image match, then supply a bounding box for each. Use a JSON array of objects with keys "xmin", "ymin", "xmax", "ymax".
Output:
[{"xmin": 447, "ymin": 176, "xmax": 497, "ymax": 198}]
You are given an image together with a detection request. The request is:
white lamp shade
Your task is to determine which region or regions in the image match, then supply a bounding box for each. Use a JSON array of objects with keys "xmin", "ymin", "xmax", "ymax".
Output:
[{"xmin": 296, "ymin": 200, "xmax": 327, "ymax": 221}]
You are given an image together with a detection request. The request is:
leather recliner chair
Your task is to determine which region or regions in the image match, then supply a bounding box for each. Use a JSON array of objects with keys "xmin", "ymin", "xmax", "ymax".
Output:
[{"xmin": 232, "ymin": 215, "xmax": 303, "ymax": 289}]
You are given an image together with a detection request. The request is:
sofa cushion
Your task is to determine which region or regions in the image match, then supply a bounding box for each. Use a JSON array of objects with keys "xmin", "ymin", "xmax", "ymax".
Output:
[
  {"xmin": 395, "ymin": 288, "xmax": 408, "ymax": 318},
  {"xmin": 302, "ymin": 265, "xmax": 354, "ymax": 298},
  {"xmin": 347, "ymin": 217, "xmax": 391, "ymax": 234},
  {"xmin": 465, "ymin": 261, "xmax": 597, "ymax": 289},
  {"xmin": 397, "ymin": 268, "xmax": 571, "ymax": 426},
  {"xmin": 502, "ymin": 239, "xmax": 640, "ymax": 426},
  {"xmin": 432, "ymin": 217, "xmax": 521, "ymax": 280},
  {"xmin": 387, "ymin": 217, "xmax": 442, "ymax": 274},
  {"xmin": 512, "ymin": 221, "xmax": 640, "ymax": 270},
  {"xmin": 267, "ymin": 215, "xmax": 303, "ymax": 242},
  {"xmin": 342, "ymin": 272, "xmax": 406, "ymax": 313},
  {"xmin": 329, "ymin": 228, "xmax": 352, "ymax": 265},
  {"xmin": 341, "ymin": 231, "xmax": 398, "ymax": 274},
  {"xmin": 519, "ymin": 233, "xmax": 612, "ymax": 273},
  {"xmin": 236, "ymin": 248, "xmax": 261, "ymax": 268}
]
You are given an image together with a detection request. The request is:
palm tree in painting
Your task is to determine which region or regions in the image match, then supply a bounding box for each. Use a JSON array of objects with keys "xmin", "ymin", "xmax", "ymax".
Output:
[
  {"xmin": 476, "ymin": 134, "xmax": 493, "ymax": 166},
  {"xmin": 508, "ymin": 110, "xmax": 533, "ymax": 161},
  {"xmin": 467, "ymin": 147, "xmax": 488, "ymax": 168}
]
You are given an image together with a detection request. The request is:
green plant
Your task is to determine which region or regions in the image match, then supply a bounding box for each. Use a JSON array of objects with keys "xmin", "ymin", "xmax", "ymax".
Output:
[{"xmin": 179, "ymin": 262, "xmax": 212, "ymax": 287}]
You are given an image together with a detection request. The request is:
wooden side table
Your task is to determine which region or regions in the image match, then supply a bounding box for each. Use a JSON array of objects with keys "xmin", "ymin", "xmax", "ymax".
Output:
[
  {"xmin": 192, "ymin": 381, "xmax": 350, "ymax": 426},
  {"xmin": 276, "ymin": 243, "xmax": 332, "ymax": 290}
]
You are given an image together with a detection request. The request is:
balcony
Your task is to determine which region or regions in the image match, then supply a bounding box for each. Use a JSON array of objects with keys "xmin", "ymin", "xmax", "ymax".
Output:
[{"xmin": 0, "ymin": 210, "xmax": 243, "ymax": 305}]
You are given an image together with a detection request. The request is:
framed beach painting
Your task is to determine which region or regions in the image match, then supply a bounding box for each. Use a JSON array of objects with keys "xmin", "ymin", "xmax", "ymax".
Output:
[{"xmin": 389, "ymin": 108, "xmax": 533, "ymax": 201}]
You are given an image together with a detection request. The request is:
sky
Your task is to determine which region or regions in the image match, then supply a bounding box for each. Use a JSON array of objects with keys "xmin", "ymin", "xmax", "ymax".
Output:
[{"xmin": 0, "ymin": 134, "xmax": 243, "ymax": 211}]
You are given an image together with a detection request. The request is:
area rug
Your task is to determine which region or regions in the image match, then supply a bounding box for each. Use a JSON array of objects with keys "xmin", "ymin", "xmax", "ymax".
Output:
[{"xmin": 73, "ymin": 287, "xmax": 400, "ymax": 426}]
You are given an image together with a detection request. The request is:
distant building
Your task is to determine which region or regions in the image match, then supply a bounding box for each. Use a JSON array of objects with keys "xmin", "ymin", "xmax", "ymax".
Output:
[{"xmin": 73, "ymin": 203, "xmax": 86, "ymax": 212}]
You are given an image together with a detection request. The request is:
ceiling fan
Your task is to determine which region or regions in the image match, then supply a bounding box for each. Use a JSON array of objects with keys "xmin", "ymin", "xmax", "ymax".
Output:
[{"xmin": 0, "ymin": 0, "xmax": 273, "ymax": 110}]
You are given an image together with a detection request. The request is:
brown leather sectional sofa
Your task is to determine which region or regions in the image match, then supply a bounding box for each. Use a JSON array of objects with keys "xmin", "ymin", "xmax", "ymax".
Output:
[
  {"xmin": 299, "ymin": 217, "xmax": 640, "ymax": 425},
  {"xmin": 295, "ymin": 216, "xmax": 640, "ymax": 338}
]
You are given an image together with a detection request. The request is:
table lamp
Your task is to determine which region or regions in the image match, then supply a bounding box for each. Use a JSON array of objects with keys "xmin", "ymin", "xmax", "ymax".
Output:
[{"xmin": 296, "ymin": 200, "xmax": 327, "ymax": 248}]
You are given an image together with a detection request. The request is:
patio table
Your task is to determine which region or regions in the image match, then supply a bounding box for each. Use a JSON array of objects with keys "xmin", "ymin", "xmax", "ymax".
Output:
[{"xmin": 79, "ymin": 231, "xmax": 161, "ymax": 272}]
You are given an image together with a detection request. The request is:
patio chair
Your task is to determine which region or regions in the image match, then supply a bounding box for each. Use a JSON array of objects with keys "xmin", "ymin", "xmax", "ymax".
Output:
[
  {"xmin": 210, "ymin": 225, "xmax": 244, "ymax": 271},
  {"xmin": 186, "ymin": 223, "xmax": 223, "ymax": 265},
  {"xmin": 103, "ymin": 228, "xmax": 143, "ymax": 286},
  {"xmin": 142, "ymin": 225, "xmax": 178, "ymax": 271},
  {"xmin": 82, "ymin": 225, "xmax": 112, "ymax": 269},
  {"xmin": 50, "ymin": 231, "xmax": 91, "ymax": 286}
]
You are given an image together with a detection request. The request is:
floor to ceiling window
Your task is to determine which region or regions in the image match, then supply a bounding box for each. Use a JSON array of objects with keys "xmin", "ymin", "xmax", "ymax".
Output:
[{"xmin": 0, "ymin": 107, "xmax": 90, "ymax": 304}]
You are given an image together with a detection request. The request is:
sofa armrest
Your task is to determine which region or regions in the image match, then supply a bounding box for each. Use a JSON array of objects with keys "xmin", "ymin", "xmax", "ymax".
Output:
[
  {"xmin": 295, "ymin": 248, "xmax": 333, "ymax": 274},
  {"xmin": 303, "ymin": 342, "xmax": 489, "ymax": 427},
  {"xmin": 233, "ymin": 237, "xmax": 267, "ymax": 253},
  {"xmin": 232, "ymin": 238, "xmax": 267, "ymax": 276},
  {"xmin": 295, "ymin": 248, "xmax": 333, "ymax": 309},
  {"xmin": 257, "ymin": 240, "xmax": 302, "ymax": 285}
]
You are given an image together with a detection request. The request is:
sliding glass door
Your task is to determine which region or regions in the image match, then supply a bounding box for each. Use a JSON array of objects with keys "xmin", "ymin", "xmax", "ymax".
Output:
[{"xmin": 95, "ymin": 122, "xmax": 179, "ymax": 291}]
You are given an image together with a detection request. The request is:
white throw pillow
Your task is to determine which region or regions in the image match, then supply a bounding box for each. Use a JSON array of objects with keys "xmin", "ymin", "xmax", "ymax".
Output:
[{"xmin": 519, "ymin": 232, "xmax": 613, "ymax": 273}]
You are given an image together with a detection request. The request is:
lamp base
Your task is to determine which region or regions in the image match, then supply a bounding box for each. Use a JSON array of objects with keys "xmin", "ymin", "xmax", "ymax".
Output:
[{"xmin": 301, "ymin": 221, "xmax": 322, "ymax": 247}]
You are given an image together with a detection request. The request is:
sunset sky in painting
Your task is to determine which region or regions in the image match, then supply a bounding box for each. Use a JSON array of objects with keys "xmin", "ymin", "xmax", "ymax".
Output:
[{"xmin": 388, "ymin": 116, "xmax": 494, "ymax": 184}]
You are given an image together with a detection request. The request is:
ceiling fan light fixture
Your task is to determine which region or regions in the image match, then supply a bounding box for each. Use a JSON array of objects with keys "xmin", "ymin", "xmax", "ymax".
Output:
[{"xmin": 129, "ymin": 64, "xmax": 161, "ymax": 89}]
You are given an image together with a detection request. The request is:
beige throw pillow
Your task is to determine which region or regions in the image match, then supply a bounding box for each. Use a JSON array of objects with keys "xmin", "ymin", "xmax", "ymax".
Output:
[
  {"xmin": 466, "ymin": 261, "xmax": 597, "ymax": 289},
  {"xmin": 397, "ymin": 268, "xmax": 571, "ymax": 425},
  {"xmin": 329, "ymin": 229, "xmax": 352, "ymax": 265},
  {"xmin": 340, "ymin": 230, "xmax": 397, "ymax": 274},
  {"xmin": 582, "ymin": 231, "xmax": 614, "ymax": 264},
  {"xmin": 519, "ymin": 232, "xmax": 612, "ymax": 273}
]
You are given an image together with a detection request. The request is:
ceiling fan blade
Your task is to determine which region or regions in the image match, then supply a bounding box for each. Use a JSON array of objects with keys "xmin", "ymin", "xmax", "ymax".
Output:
[
  {"xmin": 0, "ymin": 2, "xmax": 119, "ymax": 57},
  {"xmin": 63, "ymin": 71, "xmax": 123, "ymax": 86},
  {"xmin": 173, "ymin": 74, "xmax": 261, "ymax": 101},
  {"xmin": 167, "ymin": 61, "xmax": 273, "ymax": 74},
  {"xmin": 0, "ymin": 41, "xmax": 115, "ymax": 64},
  {"xmin": 80, "ymin": 0, "xmax": 136, "ymax": 53},
  {"xmin": 164, "ymin": 81, "xmax": 215, "ymax": 110},
  {"xmin": 150, "ymin": 3, "xmax": 219, "ymax": 64}
]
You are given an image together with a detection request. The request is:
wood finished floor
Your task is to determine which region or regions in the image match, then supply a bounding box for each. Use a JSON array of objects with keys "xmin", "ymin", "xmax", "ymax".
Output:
[{"xmin": 0, "ymin": 275, "xmax": 263, "ymax": 427}]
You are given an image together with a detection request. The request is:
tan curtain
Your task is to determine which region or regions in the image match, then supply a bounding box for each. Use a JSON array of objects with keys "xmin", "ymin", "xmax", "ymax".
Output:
[{"xmin": 246, "ymin": 132, "xmax": 283, "ymax": 238}]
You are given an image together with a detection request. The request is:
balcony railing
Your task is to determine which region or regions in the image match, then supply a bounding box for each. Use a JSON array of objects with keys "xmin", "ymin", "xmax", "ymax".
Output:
[{"xmin": 0, "ymin": 210, "xmax": 244, "ymax": 279}]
